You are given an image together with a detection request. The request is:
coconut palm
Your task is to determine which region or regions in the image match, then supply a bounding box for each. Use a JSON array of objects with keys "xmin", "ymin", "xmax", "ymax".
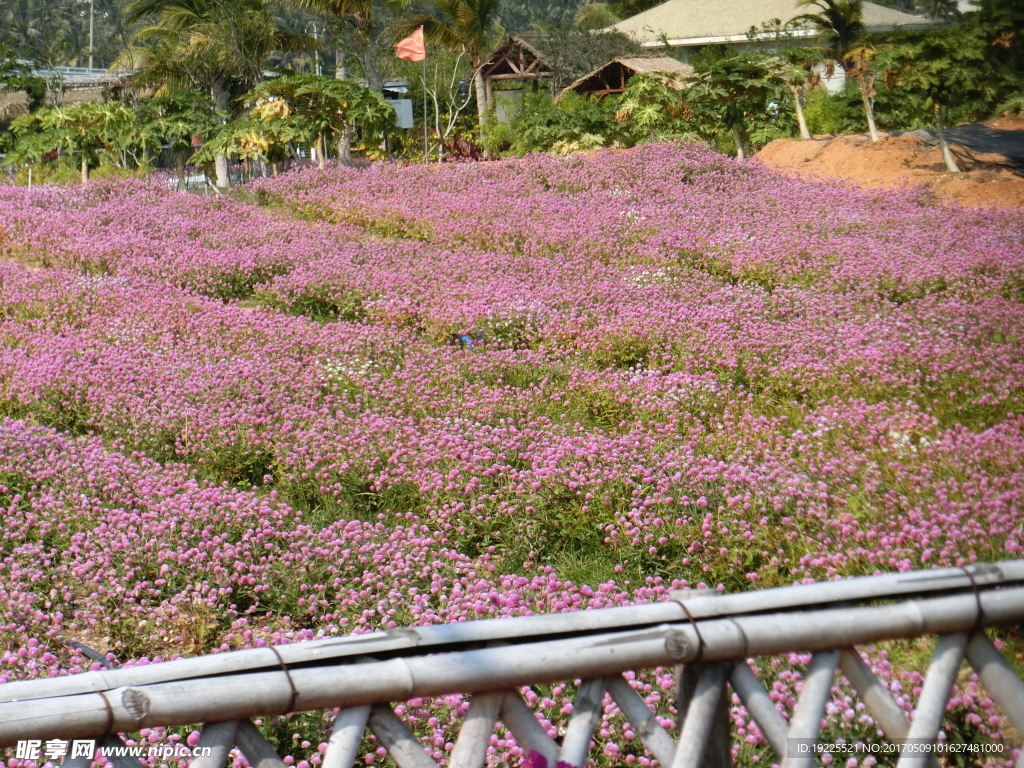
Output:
[
  {"xmin": 124, "ymin": 0, "xmax": 314, "ymax": 187},
  {"xmin": 914, "ymin": 0, "xmax": 959, "ymax": 21},
  {"xmin": 793, "ymin": 0, "xmax": 881, "ymax": 141},
  {"xmin": 393, "ymin": 0, "xmax": 503, "ymax": 122},
  {"xmin": 574, "ymin": 3, "xmax": 620, "ymax": 31},
  {"xmin": 291, "ymin": 0, "xmax": 383, "ymax": 87}
]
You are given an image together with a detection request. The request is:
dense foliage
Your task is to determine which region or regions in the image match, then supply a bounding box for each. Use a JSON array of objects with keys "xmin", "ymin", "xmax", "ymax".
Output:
[
  {"xmin": 484, "ymin": 58, "xmax": 796, "ymax": 159},
  {"xmin": 0, "ymin": 143, "xmax": 1021, "ymax": 764}
]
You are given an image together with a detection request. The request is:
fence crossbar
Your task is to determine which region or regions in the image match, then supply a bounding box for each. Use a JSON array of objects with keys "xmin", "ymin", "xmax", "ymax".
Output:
[{"xmin": 4, "ymin": 562, "xmax": 1021, "ymax": 707}]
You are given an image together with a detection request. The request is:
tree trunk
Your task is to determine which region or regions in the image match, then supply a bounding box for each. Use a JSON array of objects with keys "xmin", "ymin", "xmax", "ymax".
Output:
[
  {"xmin": 731, "ymin": 125, "xmax": 746, "ymax": 160},
  {"xmin": 360, "ymin": 48, "xmax": 383, "ymax": 90},
  {"xmin": 317, "ymin": 132, "xmax": 326, "ymax": 169},
  {"xmin": 793, "ymin": 86, "xmax": 811, "ymax": 140},
  {"xmin": 935, "ymin": 109, "xmax": 960, "ymax": 173},
  {"xmin": 474, "ymin": 68, "xmax": 487, "ymax": 124},
  {"xmin": 176, "ymin": 150, "xmax": 187, "ymax": 192},
  {"xmin": 335, "ymin": 51, "xmax": 346, "ymax": 79},
  {"xmin": 859, "ymin": 78, "xmax": 879, "ymax": 142},
  {"xmin": 211, "ymin": 80, "xmax": 231, "ymax": 189},
  {"xmin": 81, "ymin": 156, "xmax": 89, "ymax": 184},
  {"xmin": 339, "ymin": 125, "xmax": 354, "ymax": 167}
]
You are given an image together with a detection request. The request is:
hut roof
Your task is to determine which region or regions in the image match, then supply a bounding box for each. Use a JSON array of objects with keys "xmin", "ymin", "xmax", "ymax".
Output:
[
  {"xmin": 0, "ymin": 90, "xmax": 30, "ymax": 126},
  {"xmin": 611, "ymin": 0, "xmax": 938, "ymax": 46},
  {"xmin": 611, "ymin": 55, "xmax": 693, "ymax": 79},
  {"xmin": 480, "ymin": 33, "xmax": 555, "ymax": 81},
  {"xmin": 558, "ymin": 54, "xmax": 693, "ymax": 100}
]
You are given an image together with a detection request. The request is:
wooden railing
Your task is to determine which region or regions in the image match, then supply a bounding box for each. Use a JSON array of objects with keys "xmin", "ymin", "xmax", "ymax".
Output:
[{"xmin": 2, "ymin": 562, "xmax": 1024, "ymax": 768}]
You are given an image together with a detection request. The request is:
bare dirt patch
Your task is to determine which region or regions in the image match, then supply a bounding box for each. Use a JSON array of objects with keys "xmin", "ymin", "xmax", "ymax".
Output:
[{"xmin": 757, "ymin": 119, "xmax": 1024, "ymax": 210}]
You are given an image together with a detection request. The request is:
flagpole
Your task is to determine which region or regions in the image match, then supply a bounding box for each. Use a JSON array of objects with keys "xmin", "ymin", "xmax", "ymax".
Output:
[{"xmin": 421, "ymin": 27, "xmax": 429, "ymax": 164}]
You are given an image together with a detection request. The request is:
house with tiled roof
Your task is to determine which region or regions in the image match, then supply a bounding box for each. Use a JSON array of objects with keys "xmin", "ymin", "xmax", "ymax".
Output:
[{"xmin": 611, "ymin": 0, "xmax": 938, "ymax": 49}]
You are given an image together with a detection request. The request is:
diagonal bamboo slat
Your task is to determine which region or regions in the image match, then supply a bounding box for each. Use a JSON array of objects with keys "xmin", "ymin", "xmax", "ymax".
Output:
[{"xmin": 0, "ymin": 561, "xmax": 1022, "ymax": 768}]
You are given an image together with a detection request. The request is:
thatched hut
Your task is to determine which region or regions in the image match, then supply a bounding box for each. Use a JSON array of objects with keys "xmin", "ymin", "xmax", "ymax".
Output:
[
  {"xmin": 556, "ymin": 55, "xmax": 692, "ymax": 102},
  {"xmin": 0, "ymin": 90, "xmax": 30, "ymax": 128},
  {"xmin": 479, "ymin": 34, "xmax": 554, "ymax": 109}
]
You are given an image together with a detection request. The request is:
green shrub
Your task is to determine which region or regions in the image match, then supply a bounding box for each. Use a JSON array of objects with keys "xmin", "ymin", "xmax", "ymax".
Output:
[
  {"xmin": 803, "ymin": 87, "xmax": 849, "ymax": 135},
  {"xmin": 480, "ymin": 112, "xmax": 517, "ymax": 156}
]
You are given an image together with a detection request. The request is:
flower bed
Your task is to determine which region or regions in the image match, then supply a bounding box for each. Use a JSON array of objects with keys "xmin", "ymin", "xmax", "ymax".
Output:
[{"xmin": 0, "ymin": 142, "xmax": 1021, "ymax": 765}]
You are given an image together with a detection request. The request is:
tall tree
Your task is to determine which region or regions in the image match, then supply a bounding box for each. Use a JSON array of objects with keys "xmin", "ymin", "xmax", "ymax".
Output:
[
  {"xmin": 393, "ymin": 0, "xmax": 503, "ymax": 121},
  {"xmin": 794, "ymin": 0, "xmax": 881, "ymax": 141},
  {"xmin": 290, "ymin": 0, "xmax": 383, "ymax": 87}
]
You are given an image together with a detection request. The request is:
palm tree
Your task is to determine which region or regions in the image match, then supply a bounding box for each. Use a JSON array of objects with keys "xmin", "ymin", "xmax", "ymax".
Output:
[
  {"xmin": 574, "ymin": 3, "xmax": 620, "ymax": 31},
  {"xmin": 125, "ymin": 0, "xmax": 314, "ymax": 187},
  {"xmin": 793, "ymin": 0, "xmax": 880, "ymax": 142},
  {"xmin": 393, "ymin": 0, "xmax": 503, "ymax": 122},
  {"xmin": 914, "ymin": 0, "xmax": 959, "ymax": 21},
  {"xmin": 291, "ymin": 0, "xmax": 383, "ymax": 87}
]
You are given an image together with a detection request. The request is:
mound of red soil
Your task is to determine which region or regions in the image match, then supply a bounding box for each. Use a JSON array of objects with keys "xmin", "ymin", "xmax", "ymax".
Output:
[{"xmin": 757, "ymin": 119, "xmax": 1024, "ymax": 210}]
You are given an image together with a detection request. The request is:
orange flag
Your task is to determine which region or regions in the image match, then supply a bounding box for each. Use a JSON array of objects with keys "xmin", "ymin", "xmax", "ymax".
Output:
[{"xmin": 396, "ymin": 28, "xmax": 426, "ymax": 61}]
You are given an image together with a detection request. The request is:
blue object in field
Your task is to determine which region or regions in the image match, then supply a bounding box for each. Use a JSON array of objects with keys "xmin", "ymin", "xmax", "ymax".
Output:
[{"xmin": 453, "ymin": 331, "xmax": 485, "ymax": 349}]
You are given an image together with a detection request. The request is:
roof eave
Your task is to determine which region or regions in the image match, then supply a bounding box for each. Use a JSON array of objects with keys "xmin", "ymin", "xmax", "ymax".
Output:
[{"xmin": 635, "ymin": 22, "xmax": 940, "ymax": 47}]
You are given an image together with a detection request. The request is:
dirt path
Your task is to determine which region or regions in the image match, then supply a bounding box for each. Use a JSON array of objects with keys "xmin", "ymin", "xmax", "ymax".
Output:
[{"xmin": 756, "ymin": 117, "xmax": 1024, "ymax": 210}]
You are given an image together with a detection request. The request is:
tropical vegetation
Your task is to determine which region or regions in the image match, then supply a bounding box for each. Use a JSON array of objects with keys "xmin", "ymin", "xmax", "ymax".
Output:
[{"xmin": 0, "ymin": 0, "xmax": 1021, "ymax": 173}]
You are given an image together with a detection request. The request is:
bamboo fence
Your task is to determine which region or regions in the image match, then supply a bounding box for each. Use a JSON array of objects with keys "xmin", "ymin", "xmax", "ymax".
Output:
[{"xmin": 2, "ymin": 561, "xmax": 1023, "ymax": 768}]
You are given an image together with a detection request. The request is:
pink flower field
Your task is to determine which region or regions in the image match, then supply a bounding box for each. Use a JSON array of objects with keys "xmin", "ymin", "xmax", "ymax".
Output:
[{"xmin": 0, "ymin": 142, "xmax": 1022, "ymax": 766}]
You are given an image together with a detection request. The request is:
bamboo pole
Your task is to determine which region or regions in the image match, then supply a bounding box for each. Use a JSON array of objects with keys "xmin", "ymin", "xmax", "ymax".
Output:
[
  {"xmin": 558, "ymin": 677, "xmax": 606, "ymax": 768},
  {"xmin": 367, "ymin": 704, "xmax": 438, "ymax": 768},
  {"xmin": 449, "ymin": 691, "xmax": 504, "ymax": 768},
  {"xmin": 0, "ymin": 604, "xmax": 684, "ymax": 705},
  {"xmin": 191, "ymin": 720, "xmax": 240, "ymax": 768},
  {"xmin": 606, "ymin": 674, "xmax": 677, "ymax": 767},
  {"xmin": 781, "ymin": 650, "xmax": 840, "ymax": 768},
  {"xmin": 670, "ymin": 664, "xmax": 727, "ymax": 768},
  {"xmin": 729, "ymin": 663, "xmax": 788, "ymax": 759},
  {"xmin": 3, "ymin": 588, "xmax": 1024, "ymax": 744},
  {"xmin": 498, "ymin": 691, "xmax": 558, "ymax": 767},
  {"xmin": 670, "ymin": 560, "xmax": 1024, "ymax": 623},
  {"xmin": 840, "ymin": 649, "xmax": 910, "ymax": 737},
  {"xmin": 966, "ymin": 633, "xmax": 1024, "ymax": 738},
  {"xmin": 839, "ymin": 651, "xmax": 943, "ymax": 768},
  {"xmin": 322, "ymin": 706, "xmax": 372, "ymax": 768},
  {"xmin": 6, "ymin": 562, "xmax": 1023, "ymax": 707},
  {"xmin": 896, "ymin": 634, "xmax": 968, "ymax": 768},
  {"xmin": 235, "ymin": 720, "xmax": 288, "ymax": 768}
]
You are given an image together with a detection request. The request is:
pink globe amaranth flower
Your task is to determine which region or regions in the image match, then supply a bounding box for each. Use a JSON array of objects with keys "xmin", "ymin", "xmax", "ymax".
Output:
[{"xmin": 0, "ymin": 143, "xmax": 1020, "ymax": 759}]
